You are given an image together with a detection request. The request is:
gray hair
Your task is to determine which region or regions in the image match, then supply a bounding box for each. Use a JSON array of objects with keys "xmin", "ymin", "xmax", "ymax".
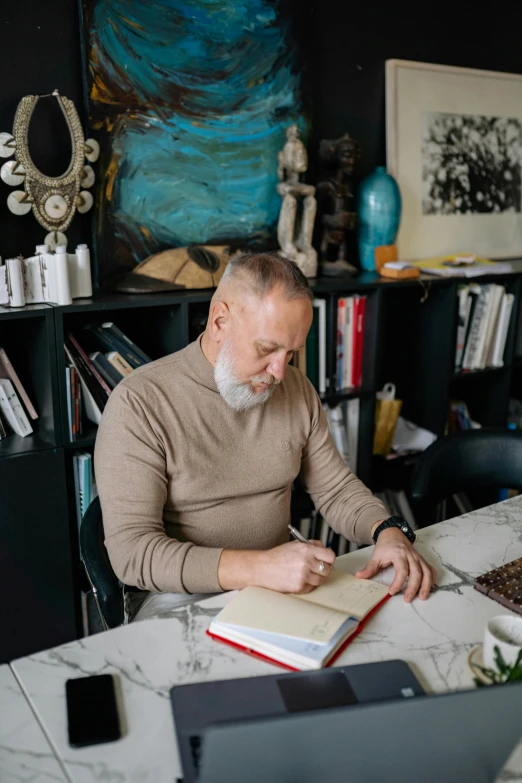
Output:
[{"xmin": 220, "ymin": 251, "xmax": 314, "ymax": 302}]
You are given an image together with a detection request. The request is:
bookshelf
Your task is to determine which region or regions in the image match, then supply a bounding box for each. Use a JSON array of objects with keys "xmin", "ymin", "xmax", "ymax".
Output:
[{"xmin": 2, "ymin": 262, "xmax": 522, "ymax": 661}]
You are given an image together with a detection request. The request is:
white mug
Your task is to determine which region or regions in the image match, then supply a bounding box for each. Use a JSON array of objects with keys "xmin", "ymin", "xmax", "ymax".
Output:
[{"xmin": 483, "ymin": 614, "xmax": 522, "ymax": 671}]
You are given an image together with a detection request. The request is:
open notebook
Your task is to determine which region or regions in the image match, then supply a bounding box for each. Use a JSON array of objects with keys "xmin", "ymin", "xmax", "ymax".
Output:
[{"xmin": 207, "ymin": 571, "xmax": 390, "ymax": 670}]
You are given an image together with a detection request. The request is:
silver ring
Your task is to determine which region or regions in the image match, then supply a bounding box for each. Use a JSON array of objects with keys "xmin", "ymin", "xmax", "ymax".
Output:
[{"xmin": 318, "ymin": 561, "xmax": 325, "ymax": 575}]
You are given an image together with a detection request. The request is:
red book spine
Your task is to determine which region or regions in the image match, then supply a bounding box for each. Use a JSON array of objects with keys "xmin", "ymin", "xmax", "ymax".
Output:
[
  {"xmin": 68, "ymin": 333, "xmax": 112, "ymax": 397},
  {"xmin": 206, "ymin": 592, "xmax": 391, "ymax": 672},
  {"xmin": 350, "ymin": 296, "xmax": 360, "ymax": 387},
  {"xmin": 354, "ymin": 296, "xmax": 366, "ymax": 388}
]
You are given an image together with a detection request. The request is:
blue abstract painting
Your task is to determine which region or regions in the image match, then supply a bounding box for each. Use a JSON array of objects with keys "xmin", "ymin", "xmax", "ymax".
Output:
[{"xmin": 87, "ymin": 0, "xmax": 305, "ymax": 277}]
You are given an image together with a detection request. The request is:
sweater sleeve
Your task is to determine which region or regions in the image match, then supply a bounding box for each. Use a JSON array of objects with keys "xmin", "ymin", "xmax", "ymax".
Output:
[
  {"xmin": 93, "ymin": 383, "xmax": 224, "ymax": 594},
  {"xmin": 299, "ymin": 383, "xmax": 388, "ymax": 544}
]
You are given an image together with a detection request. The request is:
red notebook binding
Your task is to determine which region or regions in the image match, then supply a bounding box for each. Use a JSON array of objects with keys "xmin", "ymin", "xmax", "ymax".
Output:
[{"xmin": 207, "ymin": 592, "xmax": 391, "ymax": 672}]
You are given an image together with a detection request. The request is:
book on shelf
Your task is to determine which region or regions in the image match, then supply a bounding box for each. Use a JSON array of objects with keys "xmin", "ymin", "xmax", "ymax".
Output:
[
  {"xmin": 65, "ymin": 340, "xmax": 108, "ymax": 425},
  {"xmin": 82, "ymin": 323, "xmax": 150, "ymax": 370},
  {"xmin": 323, "ymin": 403, "xmax": 351, "ymax": 466},
  {"xmin": 334, "ymin": 295, "xmax": 366, "ymax": 391},
  {"xmin": 307, "ymin": 299, "xmax": 327, "ymax": 395},
  {"xmin": 448, "ymin": 400, "xmax": 481, "ymax": 432},
  {"xmin": 0, "ymin": 347, "xmax": 38, "ymax": 420},
  {"xmin": 323, "ymin": 398, "xmax": 360, "ymax": 474},
  {"xmin": 100, "ymin": 322, "xmax": 152, "ymax": 365},
  {"xmin": 489, "ymin": 293, "xmax": 515, "ymax": 368},
  {"xmin": 0, "ymin": 378, "xmax": 33, "ymax": 437},
  {"xmin": 106, "ymin": 351, "xmax": 133, "ymax": 377},
  {"xmin": 0, "ymin": 409, "xmax": 7, "ymax": 439},
  {"xmin": 207, "ymin": 571, "xmax": 390, "ymax": 670},
  {"xmin": 89, "ymin": 351, "xmax": 120, "ymax": 390},
  {"xmin": 64, "ymin": 323, "xmax": 151, "ymax": 430},
  {"xmin": 475, "ymin": 557, "xmax": 522, "ymax": 617},
  {"xmin": 457, "ymin": 284, "xmax": 515, "ymax": 372},
  {"xmin": 305, "ymin": 305, "xmax": 319, "ymax": 390},
  {"xmin": 65, "ymin": 365, "xmax": 83, "ymax": 440},
  {"xmin": 72, "ymin": 451, "xmax": 97, "ymax": 530}
]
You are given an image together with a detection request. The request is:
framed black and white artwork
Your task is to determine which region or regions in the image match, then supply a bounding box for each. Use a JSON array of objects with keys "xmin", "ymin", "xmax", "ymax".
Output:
[{"xmin": 386, "ymin": 59, "xmax": 522, "ymax": 260}]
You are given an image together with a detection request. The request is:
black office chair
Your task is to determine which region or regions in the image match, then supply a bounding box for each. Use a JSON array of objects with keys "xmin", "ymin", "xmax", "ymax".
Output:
[
  {"xmin": 410, "ymin": 428, "xmax": 522, "ymax": 526},
  {"xmin": 80, "ymin": 496, "xmax": 125, "ymax": 630}
]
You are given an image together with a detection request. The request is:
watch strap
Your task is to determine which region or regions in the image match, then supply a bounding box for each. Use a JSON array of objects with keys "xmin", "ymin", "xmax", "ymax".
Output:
[{"xmin": 372, "ymin": 516, "xmax": 416, "ymax": 545}]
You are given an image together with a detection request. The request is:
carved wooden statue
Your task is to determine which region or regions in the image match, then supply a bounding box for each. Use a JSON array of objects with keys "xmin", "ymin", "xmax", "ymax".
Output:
[
  {"xmin": 316, "ymin": 133, "xmax": 361, "ymax": 276},
  {"xmin": 276, "ymin": 125, "xmax": 317, "ymax": 278}
]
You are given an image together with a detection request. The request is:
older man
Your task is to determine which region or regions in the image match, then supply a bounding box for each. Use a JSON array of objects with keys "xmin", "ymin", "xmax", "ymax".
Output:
[{"xmin": 95, "ymin": 252, "xmax": 435, "ymax": 622}]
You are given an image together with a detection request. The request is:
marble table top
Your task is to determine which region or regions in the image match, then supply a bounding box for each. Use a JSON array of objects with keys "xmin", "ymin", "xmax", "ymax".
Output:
[
  {"xmin": 9, "ymin": 495, "xmax": 522, "ymax": 783},
  {"xmin": 0, "ymin": 664, "xmax": 67, "ymax": 782}
]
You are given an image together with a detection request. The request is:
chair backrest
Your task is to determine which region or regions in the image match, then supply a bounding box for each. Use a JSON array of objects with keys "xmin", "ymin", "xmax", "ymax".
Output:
[
  {"xmin": 80, "ymin": 496, "xmax": 124, "ymax": 629},
  {"xmin": 410, "ymin": 429, "xmax": 522, "ymax": 514}
]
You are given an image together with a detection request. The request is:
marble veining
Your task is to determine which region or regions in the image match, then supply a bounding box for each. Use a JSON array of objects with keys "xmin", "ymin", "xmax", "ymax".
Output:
[
  {"xmin": 0, "ymin": 663, "xmax": 67, "ymax": 782},
  {"xmin": 10, "ymin": 495, "xmax": 522, "ymax": 782}
]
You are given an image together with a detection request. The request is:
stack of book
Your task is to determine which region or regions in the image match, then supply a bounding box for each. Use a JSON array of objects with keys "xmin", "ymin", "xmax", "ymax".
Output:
[
  {"xmin": 0, "ymin": 347, "xmax": 38, "ymax": 439},
  {"xmin": 455, "ymin": 283, "xmax": 514, "ymax": 372},
  {"xmin": 64, "ymin": 322, "xmax": 152, "ymax": 436},
  {"xmin": 335, "ymin": 295, "xmax": 366, "ymax": 391}
]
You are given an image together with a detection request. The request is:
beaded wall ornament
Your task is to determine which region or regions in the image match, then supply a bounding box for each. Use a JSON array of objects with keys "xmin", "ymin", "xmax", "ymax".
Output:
[{"xmin": 0, "ymin": 89, "xmax": 99, "ymax": 248}]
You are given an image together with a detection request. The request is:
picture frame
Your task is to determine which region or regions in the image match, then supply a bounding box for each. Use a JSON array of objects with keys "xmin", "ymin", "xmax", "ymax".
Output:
[{"xmin": 386, "ymin": 59, "xmax": 522, "ymax": 260}]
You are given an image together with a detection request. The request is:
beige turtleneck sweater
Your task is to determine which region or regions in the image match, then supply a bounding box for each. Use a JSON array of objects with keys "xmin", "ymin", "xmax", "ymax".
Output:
[{"xmin": 94, "ymin": 336, "xmax": 388, "ymax": 594}]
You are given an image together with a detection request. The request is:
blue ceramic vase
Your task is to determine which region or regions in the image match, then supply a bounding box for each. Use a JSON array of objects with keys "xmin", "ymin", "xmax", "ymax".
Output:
[{"xmin": 357, "ymin": 167, "xmax": 402, "ymax": 272}]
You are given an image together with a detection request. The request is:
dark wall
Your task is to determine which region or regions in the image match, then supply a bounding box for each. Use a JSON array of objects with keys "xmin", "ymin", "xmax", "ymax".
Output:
[
  {"xmin": 0, "ymin": 0, "xmax": 91, "ymax": 263},
  {"xmin": 311, "ymin": 2, "xmax": 522, "ymax": 183}
]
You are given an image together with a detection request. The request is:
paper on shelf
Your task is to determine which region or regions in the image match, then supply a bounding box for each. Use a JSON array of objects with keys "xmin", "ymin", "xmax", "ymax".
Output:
[{"xmin": 392, "ymin": 416, "xmax": 437, "ymax": 453}]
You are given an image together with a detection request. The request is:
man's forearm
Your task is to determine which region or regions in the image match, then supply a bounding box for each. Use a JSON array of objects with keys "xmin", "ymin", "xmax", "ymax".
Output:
[{"xmin": 217, "ymin": 549, "xmax": 265, "ymax": 590}]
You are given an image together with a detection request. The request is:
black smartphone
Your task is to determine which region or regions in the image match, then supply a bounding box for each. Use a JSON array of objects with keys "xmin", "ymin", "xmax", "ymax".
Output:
[{"xmin": 66, "ymin": 674, "xmax": 121, "ymax": 748}]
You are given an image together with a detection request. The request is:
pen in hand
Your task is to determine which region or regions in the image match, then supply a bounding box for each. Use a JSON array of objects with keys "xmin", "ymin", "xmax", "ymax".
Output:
[{"xmin": 287, "ymin": 524, "xmax": 335, "ymax": 570}]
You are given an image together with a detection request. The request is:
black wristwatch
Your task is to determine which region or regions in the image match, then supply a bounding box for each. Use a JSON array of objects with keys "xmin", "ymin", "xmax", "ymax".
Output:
[{"xmin": 372, "ymin": 516, "xmax": 416, "ymax": 545}]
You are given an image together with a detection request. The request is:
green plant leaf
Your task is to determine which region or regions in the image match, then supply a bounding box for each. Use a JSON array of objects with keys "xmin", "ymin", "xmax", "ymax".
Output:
[{"xmin": 494, "ymin": 645, "xmax": 508, "ymax": 675}]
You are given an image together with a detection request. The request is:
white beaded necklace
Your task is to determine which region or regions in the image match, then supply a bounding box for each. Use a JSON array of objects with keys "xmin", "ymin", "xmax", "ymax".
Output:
[{"xmin": 0, "ymin": 89, "xmax": 98, "ymax": 247}]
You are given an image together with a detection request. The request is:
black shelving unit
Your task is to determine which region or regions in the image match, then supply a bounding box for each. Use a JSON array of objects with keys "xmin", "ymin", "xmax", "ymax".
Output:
[
  {"xmin": 3, "ymin": 264, "xmax": 522, "ymax": 660},
  {"xmin": 0, "ymin": 304, "xmax": 77, "ymax": 662}
]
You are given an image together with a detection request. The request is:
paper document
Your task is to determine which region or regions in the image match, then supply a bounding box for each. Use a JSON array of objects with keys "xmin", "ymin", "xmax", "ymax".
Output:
[
  {"xmin": 296, "ymin": 571, "xmax": 389, "ymax": 619},
  {"xmin": 392, "ymin": 416, "xmax": 437, "ymax": 453}
]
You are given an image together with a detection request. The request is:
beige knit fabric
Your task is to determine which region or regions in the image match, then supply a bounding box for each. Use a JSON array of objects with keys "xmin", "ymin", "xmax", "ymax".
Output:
[{"xmin": 94, "ymin": 336, "xmax": 388, "ymax": 594}]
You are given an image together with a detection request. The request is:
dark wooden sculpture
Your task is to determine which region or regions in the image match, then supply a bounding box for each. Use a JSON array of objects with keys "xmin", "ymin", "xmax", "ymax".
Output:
[{"xmin": 316, "ymin": 133, "xmax": 361, "ymax": 276}]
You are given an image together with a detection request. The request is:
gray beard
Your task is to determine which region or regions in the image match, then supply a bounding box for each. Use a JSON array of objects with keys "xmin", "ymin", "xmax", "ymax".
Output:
[{"xmin": 214, "ymin": 340, "xmax": 279, "ymax": 412}]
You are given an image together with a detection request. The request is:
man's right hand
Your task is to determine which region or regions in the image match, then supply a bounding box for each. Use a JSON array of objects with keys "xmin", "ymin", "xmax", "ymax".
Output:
[{"xmin": 218, "ymin": 541, "xmax": 336, "ymax": 594}]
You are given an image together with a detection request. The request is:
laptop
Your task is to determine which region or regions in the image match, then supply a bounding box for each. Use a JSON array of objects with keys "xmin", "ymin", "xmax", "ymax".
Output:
[
  {"xmin": 196, "ymin": 680, "xmax": 522, "ymax": 783},
  {"xmin": 170, "ymin": 659, "xmax": 425, "ymax": 782}
]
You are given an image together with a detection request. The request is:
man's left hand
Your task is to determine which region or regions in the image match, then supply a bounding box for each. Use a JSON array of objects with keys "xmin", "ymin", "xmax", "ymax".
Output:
[{"xmin": 355, "ymin": 528, "xmax": 436, "ymax": 602}]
